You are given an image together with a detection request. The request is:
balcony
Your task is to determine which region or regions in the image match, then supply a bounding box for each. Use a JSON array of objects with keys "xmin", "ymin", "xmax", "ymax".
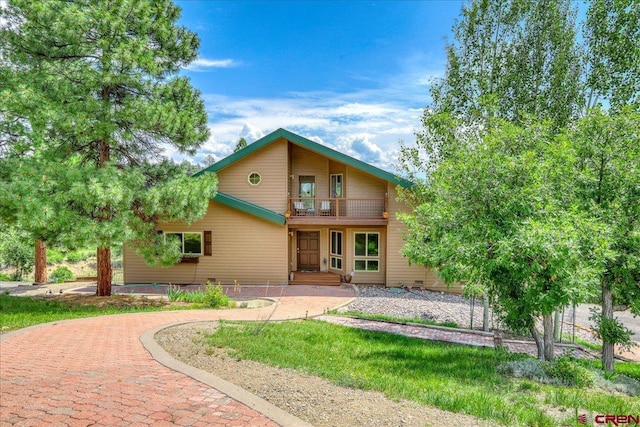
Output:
[{"xmin": 286, "ymin": 198, "xmax": 388, "ymax": 225}]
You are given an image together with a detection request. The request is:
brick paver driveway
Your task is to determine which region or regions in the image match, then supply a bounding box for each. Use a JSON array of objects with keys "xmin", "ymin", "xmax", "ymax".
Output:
[{"xmin": 0, "ymin": 290, "xmax": 354, "ymax": 427}]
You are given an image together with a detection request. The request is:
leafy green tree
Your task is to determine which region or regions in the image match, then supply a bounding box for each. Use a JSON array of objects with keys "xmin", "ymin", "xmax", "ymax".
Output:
[
  {"xmin": 581, "ymin": 0, "xmax": 640, "ymax": 372},
  {"xmin": 402, "ymin": 0, "xmax": 586, "ymax": 360},
  {"xmin": 584, "ymin": 0, "xmax": 640, "ymax": 111},
  {"xmin": 430, "ymin": 0, "xmax": 582, "ymax": 130},
  {"xmin": 571, "ymin": 109, "xmax": 640, "ymax": 371},
  {"xmin": 0, "ymin": 0, "xmax": 217, "ymax": 296},
  {"xmin": 401, "ymin": 119, "xmax": 598, "ymax": 360},
  {"xmin": 234, "ymin": 137, "xmax": 248, "ymax": 153},
  {"xmin": 0, "ymin": 222, "xmax": 35, "ymax": 281}
]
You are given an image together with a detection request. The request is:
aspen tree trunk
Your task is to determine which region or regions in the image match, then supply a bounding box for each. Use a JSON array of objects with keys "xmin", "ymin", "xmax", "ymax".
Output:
[
  {"xmin": 543, "ymin": 314, "xmax": 555, "ymax": 361},
  {"xmin": 553, "ymin": 310, "xmax": 561, "ymax": 342},
  {"xmin": 602, "ymin": 281, "xmax": 615, "ymax": 372},
  {"xmin": 530, "ymin": 322, "xmax": 545, "ymax": 360}
]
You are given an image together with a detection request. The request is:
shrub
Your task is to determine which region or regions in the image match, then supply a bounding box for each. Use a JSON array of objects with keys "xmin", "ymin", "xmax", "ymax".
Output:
[
  {"xmin": 0, "ymin": 226, "xmax": 34, "ymax": 280},
  {"xmin": 203, "ymin": 282, "xmax": 230, "ymax": 308},
  {"xmin": 497, "ymin": 359, "xmax": 549, "ymax": 383},
  {"xmin": 167, "ymin": 285, "xmax": 206, "ymax": 303},
  {"xmin": 543, "ymin": 356, "xmax": 595, "ymax": 387},
  {"xmin": 50, "ymin": 266, "xmax": 75, "ymax": 283},
  {"xmin": 593, "ymin": 370, "xmax": 640, "ymax": 396},
  {"xmin": 166, "ymin": 282, "xmax": 231, "ymax": 308},
  {"xmin": 0, "ymin": 273, "xmax": 13, "ymax": 281}
]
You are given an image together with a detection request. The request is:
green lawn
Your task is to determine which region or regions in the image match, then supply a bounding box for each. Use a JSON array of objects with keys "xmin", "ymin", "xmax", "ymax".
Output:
[
  {"xmin": 0, "ymin": 294, "xmax": 190, "ymax": 332},
  {"xmin": 206, "ymin": 320, "xmax": 639, "ymax": 427}
]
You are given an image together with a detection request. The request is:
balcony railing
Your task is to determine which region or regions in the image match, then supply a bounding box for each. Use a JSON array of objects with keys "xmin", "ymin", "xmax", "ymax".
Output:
[{"xmin": 288, "ymin": 198, "xmax": 387, "ymax": 218}]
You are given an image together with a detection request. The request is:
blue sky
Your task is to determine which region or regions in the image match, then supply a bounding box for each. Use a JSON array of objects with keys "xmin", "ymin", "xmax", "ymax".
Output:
[{"xmin": 173, "ymin": 1, "xmax": 464, "ymax": 171}]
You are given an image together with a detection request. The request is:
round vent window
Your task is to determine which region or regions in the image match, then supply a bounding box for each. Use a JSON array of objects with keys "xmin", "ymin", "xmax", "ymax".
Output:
[{"xmin": 248, "ymin": 172, "xmax": 261, "ymax": 185}]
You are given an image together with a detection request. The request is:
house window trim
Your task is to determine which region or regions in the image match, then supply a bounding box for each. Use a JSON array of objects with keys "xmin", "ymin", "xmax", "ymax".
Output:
[
  {"xmin": 353, "ymin": 232, "xmax": 380, "ymax": 272},
  {"xmin": 164, "ymin": 231, "xmax": 204, "ymax": 256},
  {"xmin": 330, "ymin": 230, "xmax": 343, "ymax": 271},
  {"xmin": 330, "ymin": 173, "xmax": 343, "ymax": 198},
  {"xmin": 248, "ymin": 172, "xmax": 261, "ymax": 186}
]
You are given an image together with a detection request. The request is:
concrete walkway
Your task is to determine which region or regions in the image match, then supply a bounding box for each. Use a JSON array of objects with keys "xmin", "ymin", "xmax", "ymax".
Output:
[{"xmin": 0, "ymin": 288, "xmax": 354, "ymax": 427}]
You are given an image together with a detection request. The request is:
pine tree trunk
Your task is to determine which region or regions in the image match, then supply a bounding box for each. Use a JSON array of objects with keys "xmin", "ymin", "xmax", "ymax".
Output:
[
  {"xmin": 543, "ymin": 314, "xmax": 555, "ymax": 361},
  {"xmin": 34, "ymin": 239, "xmax": 47, "ymax": 285},
  {"xmin": 96, "ymin": 247, "xmax": 112, "ymax": 296},
  {"xmin": 530, "ymin": 322, "xmax": 545, "ymax": 360},
  {"xmin": 602, "ymin": 281, "xmax": 615, "ymax": 372}
]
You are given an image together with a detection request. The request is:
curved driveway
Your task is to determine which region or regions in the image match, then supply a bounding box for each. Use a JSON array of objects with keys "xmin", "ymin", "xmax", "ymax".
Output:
[{"xmin": 0, "ymin": 290, "xmax": 354, "ymax": 427}]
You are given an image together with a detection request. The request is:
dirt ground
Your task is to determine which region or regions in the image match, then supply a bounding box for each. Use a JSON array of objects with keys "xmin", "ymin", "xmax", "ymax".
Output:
[{"xmin": 32, "ymin": 293, "xmax": 180, "ymax": 309}]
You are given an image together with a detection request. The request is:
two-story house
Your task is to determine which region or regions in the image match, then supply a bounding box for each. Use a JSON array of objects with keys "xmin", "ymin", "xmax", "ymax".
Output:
[{"xmin": 123, "ymin": 128, "xmax": 453, "ymax": 291}]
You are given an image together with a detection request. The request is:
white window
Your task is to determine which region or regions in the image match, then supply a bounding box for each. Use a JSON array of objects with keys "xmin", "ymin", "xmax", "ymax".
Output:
[
  {"xmin": 330, "ymin": 174, "xmax": 343, "ymax": 198},
  {"xmin": 299, "ymin": 175, "xmax": 315, "ymax": 209},
  {"xmin": 248, "ymin": 172, "xmax": 261, "ymax": 185},
  {"xmin": 354, "ymin": 232, "xmax": 379, "ymax": 272},
  {"xmin": 165, "ymin": 232, "xmax": 203, "ymax": 255},
  {"xmin": 330, "ymin": 230, "xmax": 343, "ymax": 270}
]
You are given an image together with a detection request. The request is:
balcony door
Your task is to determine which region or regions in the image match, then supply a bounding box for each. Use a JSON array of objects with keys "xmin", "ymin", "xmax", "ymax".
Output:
[
  {"xmin": 297, "ymin": 231, "xmax": 320, "ymax": 271},
  {"xmin": 299, "ymin": 175, "xmax": 315, "ymax": 209},
  {"xmin": 330, "ymin": 174, "xmax": 345, "ymax": 215}
]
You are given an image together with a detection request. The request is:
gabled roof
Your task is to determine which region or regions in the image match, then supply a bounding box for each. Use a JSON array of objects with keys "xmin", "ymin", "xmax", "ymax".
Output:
[
  {"xmin": 212, "ymin": 192, "xmax": 286, "ymax": 225},
  {"xmin": 194, "ymin": 128, "xmax": 413, "ymax": 188}
]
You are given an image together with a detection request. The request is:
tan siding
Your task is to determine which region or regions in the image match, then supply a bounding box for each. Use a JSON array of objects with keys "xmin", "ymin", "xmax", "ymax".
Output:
[
  {"xmin": 328, "ymin": 160, "xmax": 346, "ymax": 176},
  {"xmin": 385, "ymin": 185, "xmax": 462, "ymax": 294},
  {"xmin": 346, "ymin": 168, "xmax": 386, "ymax": 199},
  {"xmin": 124, "ymin": 201, "xmax": 288, "ymax": 285},
  {"xmin": 217, "ymin": 139, "xmax": 288, "ymax": 213},
  {"xmin": 291, "ymin": 146, "xmax": 329, "ymax": 198}
]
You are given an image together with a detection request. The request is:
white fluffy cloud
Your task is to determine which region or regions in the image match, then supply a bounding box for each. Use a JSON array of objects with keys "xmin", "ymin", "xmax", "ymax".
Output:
[
  {"xmin": 179, "ymin": 93, "xmax": 422, "ymax": 171},
  {"xmin": 171, "ymin": 56, "xmax": 443, "ymax": 172}
]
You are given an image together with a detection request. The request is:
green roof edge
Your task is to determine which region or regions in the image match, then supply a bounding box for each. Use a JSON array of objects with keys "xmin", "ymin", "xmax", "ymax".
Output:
[
  {"xmin": 213, "ymin": 192, "xmax": 286, "ymax": 225},
  {"xmin": 193, "ymin": 128, "xmax": 414, "ymax": 188}
]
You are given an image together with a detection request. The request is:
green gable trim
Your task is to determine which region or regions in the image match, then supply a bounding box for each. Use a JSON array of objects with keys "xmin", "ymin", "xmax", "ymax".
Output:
[
  {"xmin": 213, "ymin": 192, "xmax": 286, "ymax": 225},
  {"xmin": 194, "ymin": 128, "xmax": 414, "ymax": 188}
]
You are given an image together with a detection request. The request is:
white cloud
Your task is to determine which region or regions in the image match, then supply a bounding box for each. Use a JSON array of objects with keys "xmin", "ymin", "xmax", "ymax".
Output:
[
  {"xmin": 176, "ymin": 93, "xmax": 415, "ymax": 171},
  {"xmin": 183, "ymin": 58, "xmax": 239, "ymax": 71},
  {"xmin": 238, "ymin": 123, "xmax": 265, "ymax": 143},
  {"xmin": 170, "ymin": 55, "xmax": 444, "ymax": 172}
]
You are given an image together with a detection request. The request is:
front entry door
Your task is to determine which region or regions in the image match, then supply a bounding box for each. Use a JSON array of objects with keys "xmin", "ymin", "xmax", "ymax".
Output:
[{"xmin": 297, "ymin": 231, "xmax": 320, "ymax": 271}]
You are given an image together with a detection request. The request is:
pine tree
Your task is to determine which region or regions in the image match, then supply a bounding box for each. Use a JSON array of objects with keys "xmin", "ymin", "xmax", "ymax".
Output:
[{"xmin": 0, "ymin": 0, "xmax": 217, "ymax": 295}]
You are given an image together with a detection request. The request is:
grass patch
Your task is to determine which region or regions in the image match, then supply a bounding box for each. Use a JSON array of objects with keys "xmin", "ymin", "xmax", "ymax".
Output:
[
  {"xmin": 615, "ymin": 361, "xmax": 640, "ymax": 381},
  {"xmin": 0, "ymin": 294, "xmax": 191, "ymax": 332},
  {"xmin": 205, "ymin": 320, "xmax": 639, "ymax": 426},
  {"xmin": 560, "ymin": 333, "xmax": 602, "ymax": 351},
  {"xmin": 333, "ymin": 310, "xmax": 459, "ymax": 328}
]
